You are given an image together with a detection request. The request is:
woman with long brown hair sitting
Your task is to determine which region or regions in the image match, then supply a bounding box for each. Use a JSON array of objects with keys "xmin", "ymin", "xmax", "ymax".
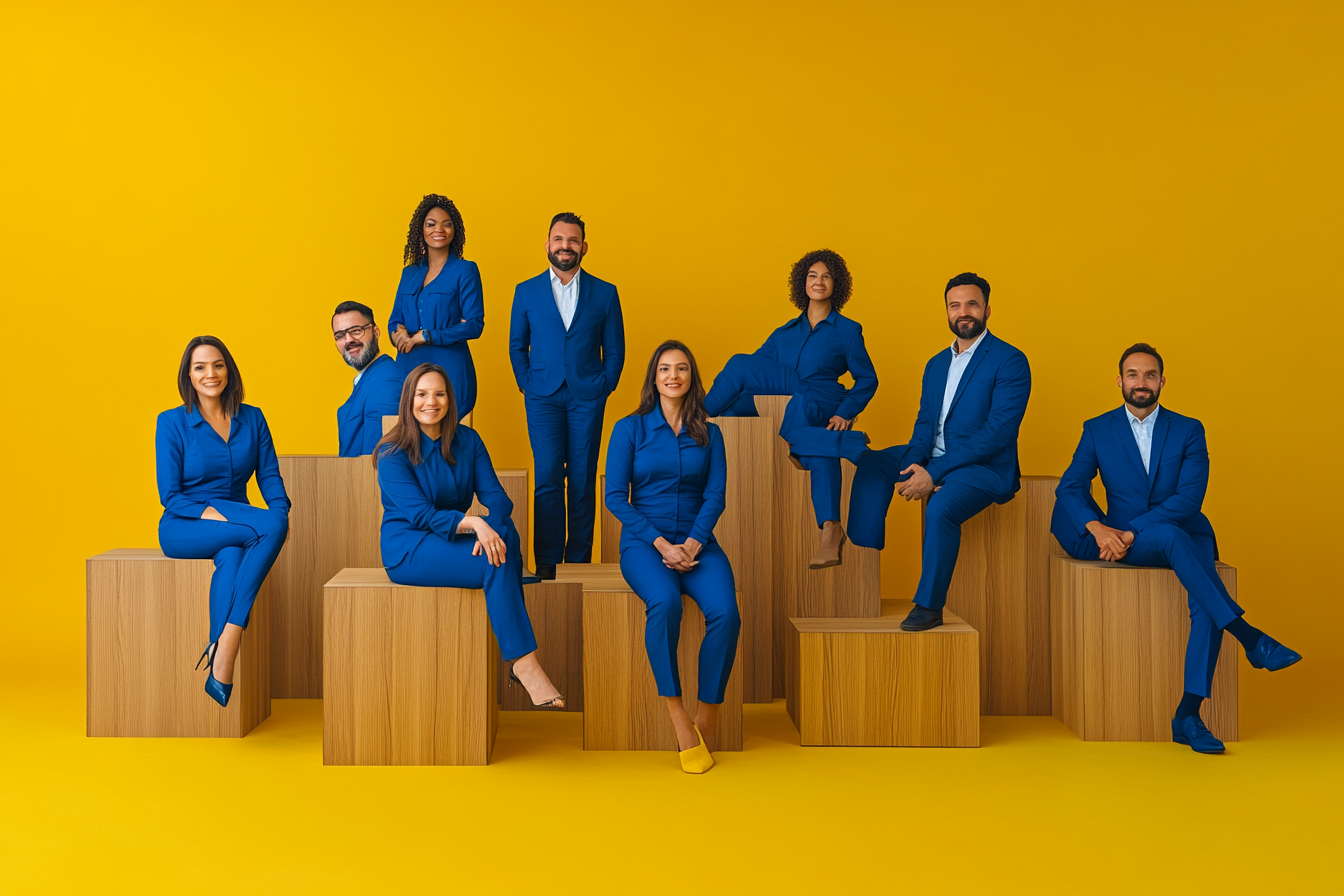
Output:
[
  {"xmin": 375, "ymin": 362, "xmax": 564, "ymax": 708},
  {"xmin": 604, "ymin": 340, "xmax": 741, "ymax": 773}
]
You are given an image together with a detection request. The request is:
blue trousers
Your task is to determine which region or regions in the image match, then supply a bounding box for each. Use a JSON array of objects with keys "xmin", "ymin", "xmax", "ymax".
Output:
[
  {"xmin": 704, "ymin": 353, "xmax": 868, "ymax": 525},
  {"xmin": 524, "ymin": 384, "xmax": 607, "ymax": 566},
  {"xmin": 1057, "ymin": 524, "xmax": 1242, "ymax": 697},
  {"xmin": 620, "ymin": 541, "xmax": 741, "ymax": 704},
  {"xmin": 396, "ymin": 343, "xmax": 476, "ymax": 418},
  {"xmin": 386, "ymin": 516, "xmax": 539, "ymax": 662},
  {"xmin": 849, "ymin": 446, "xmax": 996, "ymax": 609},
  {"xmin": 158, "ymin": 500, "xmax": 289, "ymax": 644}
]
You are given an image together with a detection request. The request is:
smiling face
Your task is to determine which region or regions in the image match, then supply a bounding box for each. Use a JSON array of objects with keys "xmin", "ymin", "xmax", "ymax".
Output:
[
  {"xmin": 546, "ymin": 222, "xmax": 586, "ymax": 272},
  {"xmin": 946, "ymin": 284, "xmax": 990, "ymax": 342},
  {"xmin": 332, "ymin": 310, "xmax": 379, "ymax": 370},
  {"xmin": 1118, "ymin": 352, "xmax": 1164, "ymax": 409},
  {"xmin": 423, "ymin": 207, "xmax": 454, "ymax": 254},
  {"xmin": 190, "ymin": 345, "xmax": 229, "ymax": 400},
  {"xmin": 656, "ymin": 349, "xmax": 691, "ymax": 402},
  {"xmin": 806, "ymin": 262, "xmax": 834, "ymax": 304},
  {"xmin": 412, "ymin": 371, "xmax": 450, "ymax": 429}
]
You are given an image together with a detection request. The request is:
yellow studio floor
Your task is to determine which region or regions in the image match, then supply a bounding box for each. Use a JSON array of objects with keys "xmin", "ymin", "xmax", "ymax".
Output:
[{"xmin": 2, "ymin": 674, "xmax": 1341, "ymax": 896}]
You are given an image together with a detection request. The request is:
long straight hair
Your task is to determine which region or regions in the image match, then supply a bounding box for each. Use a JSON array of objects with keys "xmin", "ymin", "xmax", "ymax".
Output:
[
  {"xmin": 634, "ymin": 340, "xmax": 710, "ymax": 447},
  {"xmin": 177, "ymin": 335, "xmax": 244, "ymax": 418},
  {"xmin": 372, "ymin": 362, "xmax": 458, "ymax": 467}
]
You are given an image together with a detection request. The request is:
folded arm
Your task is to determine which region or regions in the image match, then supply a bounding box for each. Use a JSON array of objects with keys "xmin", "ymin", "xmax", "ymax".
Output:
[{"xmin": 427, "ymin": 266, "xmax": 485, "ymax": 346}]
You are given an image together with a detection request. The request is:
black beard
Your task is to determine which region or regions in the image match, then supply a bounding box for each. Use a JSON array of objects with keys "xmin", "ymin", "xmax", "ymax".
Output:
[
  {"xmin": 1124, "ymin": 385, "xmax": 1160, "ymax": 409},
  {"xmin": 548, "ymin": 250, "xmax": 580, "ymax": 272},
  {"xmin": 342, "ymin": 337, "xmax": 380, "ymax": 371},
  {"xmin": 947, "ymin": 315, "xmax": 986, "ymax": 342}
]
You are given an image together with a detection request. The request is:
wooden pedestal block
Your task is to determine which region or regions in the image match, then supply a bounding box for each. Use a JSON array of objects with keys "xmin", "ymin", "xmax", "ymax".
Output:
[
  {"xmin": 1050, "ymin": 556, "xmax": 1239, "ymax": 742},
  {"xmin": 87, "ymin": 549, "xmax": 270, "ymax": 737},
  {"xmin": 935, "ymin": 475, "xmax": 1061, "ymax": 715},
  {"xmin": 600, "ymin": 410, "xmax": 776, "ymax": 704},
  {"xmin": 500, "ymin": 581, "xmax": 584, "ymax": 712},
  {"xmin": 756, "ymin": 395, "xmax": 881, "ymax": 699},
  {"xmin": 323, "ymin": 568, "xmax": 499, "ymax": 765},
  {"xmin": 787, "ymin": 601, "xmax": 979, "ymax": 747},
  {"xmin": 563, "ymin": 565, "xmax": 743, "ymax": 751}
]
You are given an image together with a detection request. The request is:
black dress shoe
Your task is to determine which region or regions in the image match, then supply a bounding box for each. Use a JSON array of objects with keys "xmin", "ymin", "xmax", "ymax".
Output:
[
  {"xmin": 536, "ymin": 564, "xmax": 557, "ymax": 581},
  {"xmin": 901, "ymin": 605, "xmax": 944, "ymax": 632}
]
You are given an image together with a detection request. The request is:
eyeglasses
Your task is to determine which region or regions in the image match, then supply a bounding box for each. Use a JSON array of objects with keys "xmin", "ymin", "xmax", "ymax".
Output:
[{"xmin": 333, "ymin": 324, "xmax": 374, "ymax": 341}]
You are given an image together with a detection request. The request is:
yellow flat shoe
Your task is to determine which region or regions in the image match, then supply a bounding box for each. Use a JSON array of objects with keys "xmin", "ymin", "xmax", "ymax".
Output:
[{"xmin": 678, "ymin": 725, "xmax": 715, "ymax": 774}]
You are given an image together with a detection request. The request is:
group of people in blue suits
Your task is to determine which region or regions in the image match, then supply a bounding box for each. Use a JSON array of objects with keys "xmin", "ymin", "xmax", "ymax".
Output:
[{"xmin": 154, "ymin": 193, "xmax": 1301, "ymax": 769}]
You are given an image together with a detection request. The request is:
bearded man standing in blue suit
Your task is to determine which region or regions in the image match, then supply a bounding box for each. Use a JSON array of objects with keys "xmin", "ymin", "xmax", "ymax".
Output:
[
  {"xmin": 1052, "ymin": 343, "xmax": 1301, "ymax": 754},
  {"xmin": 509, "ymin": 213, "xmax": 625, "ymax": 579},
  {"xmin": 834, "ymin": 272, "xmax": 1032, "ymax": 631}
]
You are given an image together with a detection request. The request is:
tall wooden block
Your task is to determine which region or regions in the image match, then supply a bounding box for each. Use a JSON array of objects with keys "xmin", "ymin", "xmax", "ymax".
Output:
[
  {"xmin": 323, "ymin": 568, "xmax": 499, "ymax": 765},
  {"xmin": 87, "ymin": 549, "xmax": 270, "ymax": 737},
  {"xmin": 756, "ymin": 395, "xmax": 881, "ymax": 699},
  {"xmin": 562, "ymin": 565, "xmax": 743, "ymax": 751},
  {"xmin": 500, "ymin": 581, "xmax": 584, "ymax": 712},
  {"xmin": 272, "ymin": 456, "xmax": 381, "ymax": 699},
  {"xmin": 1050, "ymin": 556, "xmax": 1239, "ymax": 742},
  {"xmin": 787, "ymin": 601, "xmax": 979, "ymax": 747},
  {"xmin": 936, "ymin": 475, "xmax": 1061, "ymax": 715}
]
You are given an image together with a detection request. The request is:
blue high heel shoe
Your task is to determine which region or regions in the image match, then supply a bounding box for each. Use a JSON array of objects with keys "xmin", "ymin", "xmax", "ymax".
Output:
[{"xmin": 197, "ymin": 642, "xmax": 233, "ymax": 708}]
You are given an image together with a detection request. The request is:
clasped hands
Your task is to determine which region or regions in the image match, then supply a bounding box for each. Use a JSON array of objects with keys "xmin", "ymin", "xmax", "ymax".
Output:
[
  {"xmin": 895, "ymin": 464, "xmax": 940, "ymax": 501},
  {"xmin": 1086, "ymin": 520, "xmax": 1135, "ymax": 561},
  {"xmin": 825, "ymin": 416, "xmax": 851, "ymax": 431},
  {"xmin": 655, "ymin": 536, "xmax": 702, "ymax": 571},
  {"xmin": 459, "ymin": 515, "xmax": 507, "ymax": 566}
]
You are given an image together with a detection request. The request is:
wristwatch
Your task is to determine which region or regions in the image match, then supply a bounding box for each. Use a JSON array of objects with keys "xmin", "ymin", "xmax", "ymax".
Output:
[{"xmin": 420, "ymin": 329, "xmax": 432, "ymax": 344}]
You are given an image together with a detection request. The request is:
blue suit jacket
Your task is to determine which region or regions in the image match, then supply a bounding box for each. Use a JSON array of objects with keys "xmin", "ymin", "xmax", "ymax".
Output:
[
  {"xmin": 376, "ymin": 426, "xmax": 512, "ymax": 568},
  {"xmin": 901, "ymin": 330, "xmax": 1031, "ymax": 502},
  {"xmin": 508, "ymin": 269, "xmax": 625, "ymax": 400},
  {"xmin": 1052, "ymin": 405, "xmax": 1217, "ymax": 549},
  {"xmin": 337, "ymin": 353, "xmax": 403, "ymax": 457},
  {"xmin": 388, "ymin": 256, "xmax": 485, "ymax": 349}
]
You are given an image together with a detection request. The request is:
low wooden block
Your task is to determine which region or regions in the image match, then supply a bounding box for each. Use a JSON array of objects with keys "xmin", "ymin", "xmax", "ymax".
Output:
[
  {"xmin": 1050, "ymin": 556, "xmax": 1239, "ymax": 742},
  {"xmin": 500, "ymin": 581, "xmax": 584, "ymax": 712},
  {"xmin": 87, "ymin": 549, "xmax": 270, "ymax": 737},
  {"xmin": 564, "ymin": 565, "xmax": 743, "ymax": 751},
  {"xmin": 756, "ymin": 395, "xmax": 881, "ymax": 699},
  {"xmin": 323, "ymin": 568, "xmax": 499, "ymax": 765},
  {"xmin": 936, "ymin": 475, "xmax": 1061, "ymax": 715},
  {"xmin": 787, "ymin": 601, "xmax": 979, "ymax": 747}
]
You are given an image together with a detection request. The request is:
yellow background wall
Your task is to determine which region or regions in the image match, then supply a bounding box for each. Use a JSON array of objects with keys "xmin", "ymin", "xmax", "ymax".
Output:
[{"xmin": 1, "ymin": 0, "xmax": 1340, "ymax": 711}]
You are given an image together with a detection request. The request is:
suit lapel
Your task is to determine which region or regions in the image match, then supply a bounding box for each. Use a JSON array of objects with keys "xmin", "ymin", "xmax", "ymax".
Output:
[
  {"xmin": 1112, "ymin": 408, "xmax": 1149, "ymax": 482},
  {"xmin": 568, "ymin": 269, "xmax": 590, "ymax": 330},
  {"xmin": 1146, "ymin": 409, "xmax": 1171, "ymax": 492},
  {"xmin": 537, "ymin": 270, "xmax": 568, "ymax": 329},
  {"xmin": 945, "ymin": 333, "xmax": 993, "ymax": 420}
]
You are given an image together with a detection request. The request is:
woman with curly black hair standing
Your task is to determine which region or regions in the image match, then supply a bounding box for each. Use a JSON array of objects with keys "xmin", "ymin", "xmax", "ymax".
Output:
[
  {"xmin": 388, "ymin": 194, "xmax": 482, "ymax": 419},
  {"xmin": 703, "ymin": 249, "xmax": 878, "ymax": 569}
]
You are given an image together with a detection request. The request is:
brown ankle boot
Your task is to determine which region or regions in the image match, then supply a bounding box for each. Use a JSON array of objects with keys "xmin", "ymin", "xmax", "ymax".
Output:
[{"xmin": 809, "ymin": 520, "xmax": 846, "ymax": 569}]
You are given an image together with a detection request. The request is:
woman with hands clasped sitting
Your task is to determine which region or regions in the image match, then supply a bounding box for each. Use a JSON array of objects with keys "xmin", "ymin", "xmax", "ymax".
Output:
[
  {"xmin": 375, "ymin": 363, "xmax": 564, "ymax": 708},
  {"xmin": 604, "ymin": 341, "xmax": 741, "ymax": 773}
]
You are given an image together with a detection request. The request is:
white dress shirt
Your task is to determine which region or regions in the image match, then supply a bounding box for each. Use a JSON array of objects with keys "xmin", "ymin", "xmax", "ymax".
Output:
[
  {"xmin": 932, "ymin": 330, "xmax": 988, "ymax": 458},
  {"xmin": 549, "ymin": 267, "xmax": 581, "ymax": 331},
  {"xmin": 1126, "ymin": 404, "xmax": 1161, "ymax": 473}
]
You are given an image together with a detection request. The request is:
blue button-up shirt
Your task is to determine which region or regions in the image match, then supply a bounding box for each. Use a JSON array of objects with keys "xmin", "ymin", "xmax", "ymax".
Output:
[
  {"xmin": 1125, "ymin": 403, "xmax": 1161, "ymax": 473},
  {"xmin": 754, "ymin": 309, "xmax": 878, "ymax": 421},
  {"xmin": 604, "ymin": 410, "xmax": 727, "ymax": 554},
  {"xmin": 155, "ymin": 403, "xmax": 290, "ymax": 521}
]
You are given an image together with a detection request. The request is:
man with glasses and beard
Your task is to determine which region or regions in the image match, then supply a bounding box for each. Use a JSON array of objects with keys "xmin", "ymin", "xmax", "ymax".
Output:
[
  {"xmin": 1051, "ymin": 343, "xmax": 1301, "ymax": 754},
  {"xmin": 815, "ymin": 272, "xmax": 1031, "ymax": 631},
  {"xmin": 509, "ymin": 213, "xmax": 625, "ymax": 579},
  {"xmin": 332, "ymin": 301, "xmax": 403, "ymax": 457}
]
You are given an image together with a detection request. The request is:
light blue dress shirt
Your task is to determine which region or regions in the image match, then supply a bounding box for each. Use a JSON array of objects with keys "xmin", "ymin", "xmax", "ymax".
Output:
[
  {"xmin": 1125, "ymin": 404, "xmax": 1161, "ymax": 473},
  {"xmin": 549, "ymin": 267, "xmax": 581, "ymax": 331},
  {"xmin": 932, "ymin": 330, "xmax": 988, "ymax": 457}
]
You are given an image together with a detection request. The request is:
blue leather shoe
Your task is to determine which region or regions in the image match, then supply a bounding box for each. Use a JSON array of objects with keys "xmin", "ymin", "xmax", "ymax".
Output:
[
  {"xmin": 204, "ymin": 672, "xmax": 233, "ymax": 708},
  {"xmin": 1172, "ymin": 715, "xmax": 1225, "ymax": 754},
  {"xmin": 1245, "ymin": 634, "xmax": 1302, "ymax": 672}
]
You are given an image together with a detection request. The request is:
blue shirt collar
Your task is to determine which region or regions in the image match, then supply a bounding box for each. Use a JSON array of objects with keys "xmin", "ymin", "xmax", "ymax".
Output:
[
  {"xmin": 786, "ymin": 308, "xmax": 840, "ymax": 329},
  {"xmin": 641, "ymin": 407, "xmax": 684, "ymax": 436},
  {"xmin": 184, "ymin": 405, "xmax": 209, "ymax": 426}
]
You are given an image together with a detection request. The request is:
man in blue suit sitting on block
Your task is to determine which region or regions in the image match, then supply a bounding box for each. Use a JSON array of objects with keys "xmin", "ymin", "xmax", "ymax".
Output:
[
  {"xmin": 1052, "ymin": 343, "xmax": 1301, "ymax": 754},
  {"xmin": 509, "ymin": 213, "xmax": 625, "ymax": 579},
  {"xmin": 332, "ymin": 300, "xmax": 403, "ymax": 457}
]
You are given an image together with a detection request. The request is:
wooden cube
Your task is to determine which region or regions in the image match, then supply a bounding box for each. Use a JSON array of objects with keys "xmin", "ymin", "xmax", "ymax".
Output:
[
  {"xmin": 323, "ymin": 568, "xmax": 499, "ymax": 765},
  {"xmin": 936, "ymin": 475, "xmax": 1061, "ymax": 715},
  {"xmin": 500, "ymin": 581, "xmax": 584, "ymax": 712},
  {"xmin": 788, "ymin": 601, "xmax": 979, "ymax": 747},
  {"xmin": 86, "ymin": 549, "xmax": 270, "ymax": 737},
  {"xmin": 560, "ymin": 565, "xmax": 743, "ymax": 751},
  {"xmin": 1050, "ymin": 556, "xmax": 1239, "ymax": 742}
]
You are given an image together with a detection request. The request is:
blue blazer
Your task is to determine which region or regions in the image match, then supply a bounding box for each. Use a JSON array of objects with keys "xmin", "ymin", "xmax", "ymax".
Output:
[
  {"xmin": 376, "ymin": 425, "xmax": 512, "ymax": 568},
  {"xmin": 508, "ymin": 269, "xmax": 625, "ymax": 400},
  {"xmin": 604, "ymin": 412, "xmax": 726, "ymax": 555},
  {"xmin": 388, "ymin": 256, "xmax": 484, "ymax": 356},
  {"xmin": 756, "ymin": 309, "xmax": 879, "ymax": 420},
  {"xmin": 155, "ymin": 403, "xmax": 290, "ymax": 520},
  {"xmin": 901, "ymin": 330, "xmax": 1031, "ymax": 502},
  {"xmin": 337, "ymin": 353, "xmax": 403, "ymax": 457},
  {"xmin": 1052, "ymin": 405, "xmax": 1217, "ymax": 548}
]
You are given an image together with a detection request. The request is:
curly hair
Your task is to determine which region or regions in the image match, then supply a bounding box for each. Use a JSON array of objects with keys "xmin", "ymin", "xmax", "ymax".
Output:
[
  {"xmin": 402, "ymin": 194, "xmax": 466, "ymax": 265},
  {"xmin": 788, "ymin": 248, "xmax": 853, "ymax": 312}
]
